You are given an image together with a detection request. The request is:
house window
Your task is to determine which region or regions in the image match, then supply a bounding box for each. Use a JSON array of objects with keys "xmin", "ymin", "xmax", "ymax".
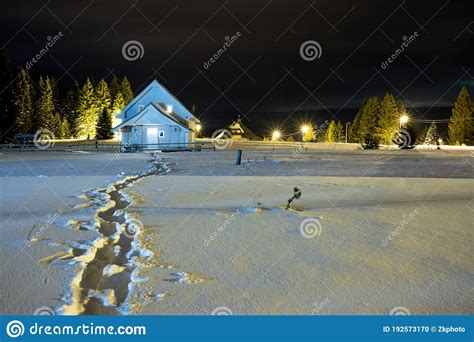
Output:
[
  {"xmin": 159, "ymin": 131, "xmax": 165, "ymax": 138},
  {"xmin": 138, "ymin": 104, "xmax": 144, "ymax": 112}
]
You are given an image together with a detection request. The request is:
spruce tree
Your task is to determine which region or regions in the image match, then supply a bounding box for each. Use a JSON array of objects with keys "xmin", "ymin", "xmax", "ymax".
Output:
[
  {"xmin": 51, "ymin": 112, "xmax": 63, "ymax": 138},
  {"xmin": 36, "ymin": 76, "xmax": 55, "ymax": 132},
  {"xmin": 63, "ymin": 81, "xmax": 81, "ymax": 137},
  {"xmin": 0, "ymin": 49, "xmax": 15, "ymax": 140},
  {"xmin": 121, "ymin": 77, "xmax": 133, "ymax": 105},
  {"xmin": 61, "ymin": 117, "xmax": 71, "ymax": 138},
  {"xmin": 96, "ymin": 107, "xmax": 113, "ymax": 139},
  {"xmin": 109, "ymin": 76, "xmax": 121, "ymax": 99},
  {"xmin": 352, "ymin": 97, "xmax": 379, "ymax": 143},
  {"xmin": 76, "ymin": 78, "xmax": 98, "ymax": 139},
  {"xmin": 326, "ymin": 120, "xmax": 337, "ymax": 142},
  {"xmin": 423, "ymin": 121, "xmax": 438, "ymax": 145},
  {"xmin": 95, "ymin": 79, "xmax": 111, "ymax": 114},
  {"xmin": 336, "ymin": 121, "xmax": 344, "ymax": 142},
  {"xmin": 377, "ymin": 93, "xmax": 400, "ymax": 144},
  {"xmin": 13, "ymin": 68, "xmax": 35, "ymax": 133},
  {"xmin": 448, "ymin": 87, "xmax": 472, "ymax": 145}
]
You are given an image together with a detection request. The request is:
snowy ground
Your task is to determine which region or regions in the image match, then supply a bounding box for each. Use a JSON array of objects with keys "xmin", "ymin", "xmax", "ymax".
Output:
[{"xmin": 0, "ymin": 146, "xmax": 472, "ymax": 315}]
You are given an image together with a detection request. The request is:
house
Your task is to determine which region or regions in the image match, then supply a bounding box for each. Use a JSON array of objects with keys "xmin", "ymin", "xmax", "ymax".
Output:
[
  {"xmin": 226, "ymin": 115, "xmax": 258, "ymax": 140},
  {"xmin": 112, "ymin": 80, "xmax": 200, "ymax": 148}
]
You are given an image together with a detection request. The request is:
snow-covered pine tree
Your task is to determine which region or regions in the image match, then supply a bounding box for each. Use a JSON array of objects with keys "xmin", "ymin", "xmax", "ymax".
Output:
[
  {"xmin": 423, "ymin": 121, "xmax": 438, "ymax": 145},
  {"xmin": 95, "ymin": 79, "xmax": 111, "ymax": 114},
  {"xmin": 13, "ymin": 68, "xmax": 35, "ymax": 133},
  {"xmin": 448, "ymin": 87, "xmax": 472, "ymax": 145}
]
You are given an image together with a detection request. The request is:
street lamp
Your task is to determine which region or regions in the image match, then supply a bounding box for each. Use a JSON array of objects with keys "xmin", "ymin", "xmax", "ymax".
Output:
[
  {"xmin": 272, "ymin": 130, "xmax": 281, "ymax": 141},
  {"xmin": 196, "ymin": 124, "xmax": 202, "ymax": 132},
  {"xmin": 399, "ymin": 115, "xmax": 409, "ymax": 128},
  {"xmin": 301, "ymin": 125, "xmax": 309, "ymax": 134}
]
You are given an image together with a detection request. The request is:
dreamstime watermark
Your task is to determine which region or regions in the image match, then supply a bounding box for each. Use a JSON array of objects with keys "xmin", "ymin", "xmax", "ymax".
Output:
[
  {"xmin": 381, "ymin": 209, "xmax": 419, "ymax": 247},
  {"xmin": 391, "ymin": 128, "xmax": 412, "ymax": 148},
  {"xmin": 211, "ymin": 306, "xmax": 233, "ymax": 315},
  {"xmin": 211, "ymin": 128, "xmax": 233, "ymax": 150},
  {"xmin": 203, "ymin": 209, "xmax": 241, "ymax": 247},
  {"xmin": 300, "ymin": 40, "xmax": 322, "ymax": 61},
  {"xmin": 389, "ymin": 306, "xmax": 411, "ymax": 315},
  {"xmin": 312, "ymin": 297, "xmax": 330, "ymax": 314},
  {"xmin": 203, "ymin": 32, "xmax": 242, "ymax": 69},
  {"xmin": 34, "ymin": 128, "xmax": 56, "ymax": 150},
  {"xmin": 26, "ymin": 210, "xmax": 63, "ymax": 247},
  {"xmin": 26, "ymin": 31, "xmax": 64, "ymax": 70},
  {"xmin": 34, "ymin": 306, "xmax": 56, "ymax": 316},
  {"xmin": 381, "ymin": 32, "xmax": 419, "ymax": 69},
  {"xmin": 124, "ymin": 217, "xmax": 144, "ymax": 238},
  {"xmin": 122, "ymin": 40, "xmax": 144, "ymax": 61},
  {"xmin": 299, "ymin": 217, "xmax": 322, "ymax": 238}
]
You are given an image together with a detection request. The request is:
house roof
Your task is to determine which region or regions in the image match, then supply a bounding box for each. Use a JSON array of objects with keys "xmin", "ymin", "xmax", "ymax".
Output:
[
  {"xmin": 115, "ymin": 79, "xmax": 200, "ymax": 123},
  {"xmin": 227, "ymin": 117, "xmax": 258, "ymax": 140},
  {"xmin": 113, "ymin": 103, "xmax": 192, "ymax": 132}
]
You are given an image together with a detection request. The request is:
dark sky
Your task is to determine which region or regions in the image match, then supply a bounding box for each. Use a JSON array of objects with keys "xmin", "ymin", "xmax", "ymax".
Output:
[{"xmin": 1, "ymin": 0, "xmax": 473, "ymax": 130}]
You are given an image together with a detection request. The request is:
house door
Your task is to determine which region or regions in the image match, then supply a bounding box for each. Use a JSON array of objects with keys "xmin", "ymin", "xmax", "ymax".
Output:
[{"xmin": 146, "ymin": 127, "xmax": 158, "ymax": 148}]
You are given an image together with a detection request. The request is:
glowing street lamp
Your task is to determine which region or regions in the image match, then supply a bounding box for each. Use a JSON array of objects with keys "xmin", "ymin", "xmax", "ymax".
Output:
[
  {"xmin": 399, "ymin": 115, "xmax": 409, "ymax": 128},
  {"xmin": 272, "ymin": 130, "xmax": 281, "ymax": 141},
  {"xmin": 196, "ymin": 124, "xmax": 202, "ymax": 132},
  {"xmin": 301, "ymin": 125, "xmax": 309, "ymax": 134}
]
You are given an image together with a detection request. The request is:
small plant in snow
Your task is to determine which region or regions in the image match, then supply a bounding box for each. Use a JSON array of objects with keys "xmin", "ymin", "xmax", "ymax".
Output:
[{"xmin": 286, "ymin": 187, "xmax": 302, "ymax": 209}]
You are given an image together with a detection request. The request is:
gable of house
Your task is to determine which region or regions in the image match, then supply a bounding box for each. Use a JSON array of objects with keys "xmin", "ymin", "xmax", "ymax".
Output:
[{"xmin": 115, "ymin": 80, "xmax": 198, "ymax": 123}]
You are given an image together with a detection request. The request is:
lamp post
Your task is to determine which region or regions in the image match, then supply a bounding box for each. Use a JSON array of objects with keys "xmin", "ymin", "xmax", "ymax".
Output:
[{"xmin": 345, "ymin": 122, "xmax": 350, "ymax": 143}]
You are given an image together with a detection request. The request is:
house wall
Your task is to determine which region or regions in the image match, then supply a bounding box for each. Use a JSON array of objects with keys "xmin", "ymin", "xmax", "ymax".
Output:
[{"xmin": 121, "ymin": 125, "xmax": 188, "ymax": 148}]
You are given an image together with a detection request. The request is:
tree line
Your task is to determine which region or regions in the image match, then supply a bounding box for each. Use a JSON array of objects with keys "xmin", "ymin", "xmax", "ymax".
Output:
[{"xmin": 0, "ymin": 49, "xmax": 134, "ymax": 142}]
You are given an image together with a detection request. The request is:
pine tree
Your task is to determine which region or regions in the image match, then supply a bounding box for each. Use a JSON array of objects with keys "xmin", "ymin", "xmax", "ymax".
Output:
[
  {"xmin": 352, "ymin": 97, "xmax": 380, "ymax": 143},
  {"xmin": 121, "ymin": 77, "xmax": 133, "ymax": 105},
  {"xmin": 63, "ymin": 81, "xmax": 81, "ymax": 137},
  {"xmin": 326, "ymin": 120, "xmax": 338, "ymax": 142},
  {"xmin": 76, "ymin": 78, "xmax": 98, "ymax": 139},
  {"xmin": 448, "ymin": 87, "xmax": 472, "ymax": 145},
  {"xmin": 423, "ymin": 121, "xmax": 438, "ymax": 145},
  {"xmin": 349, "ymin": 105, "xmax": 363, "ymax": 143},
  {"xmin": 0, "ymin": 49, "xmax": 15, "ymax": 140},
  {"xmin": 35, "ymin": 76, "xmax": 55, "ymax": 132},
  {"xmin": 109, "ymin": 76, "xmax": 121, "ymax": 99},
  {"xmin": 96, "ymin": 107, "xmax": 113, "ymax": 139},
  {"xmin": 95, "ymin": 79, "xmax": 111, "ymax": 114},
  {"xmin": 111, "ymin": 92, "xmax": 125, "ymax": 115},
  {"xmin": 51, "ymin": 112, "xmax": 63, "ymax": 138},
  {"xmin": 336, "ymin": 121, "xmax": 344, "ymax": 142},
  {"xmin": 377, "ymin": 93, "xmax": 400, "ymax": 144},
  {"xmin": 13, "ymin": 68, "xmax": 35, "ymax": 133},
  {"xmin": 61, "ymin": 117, "xmax": 71, "ymax": 138}
]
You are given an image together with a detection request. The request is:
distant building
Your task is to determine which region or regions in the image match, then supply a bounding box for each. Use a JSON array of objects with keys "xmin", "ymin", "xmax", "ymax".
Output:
[
  {"xmin": 112, "ymin": 80, "xmax": 200, "ymax": 148},
  {"xmin": 226, "ymin": 116, "xmax": 258, "ymax": 140}
]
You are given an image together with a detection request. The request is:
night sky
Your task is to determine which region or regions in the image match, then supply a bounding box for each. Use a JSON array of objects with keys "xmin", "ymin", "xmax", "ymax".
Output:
[{"xmin": 2, "ymin": 0, "xmax": 473, "ymax": 133}]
